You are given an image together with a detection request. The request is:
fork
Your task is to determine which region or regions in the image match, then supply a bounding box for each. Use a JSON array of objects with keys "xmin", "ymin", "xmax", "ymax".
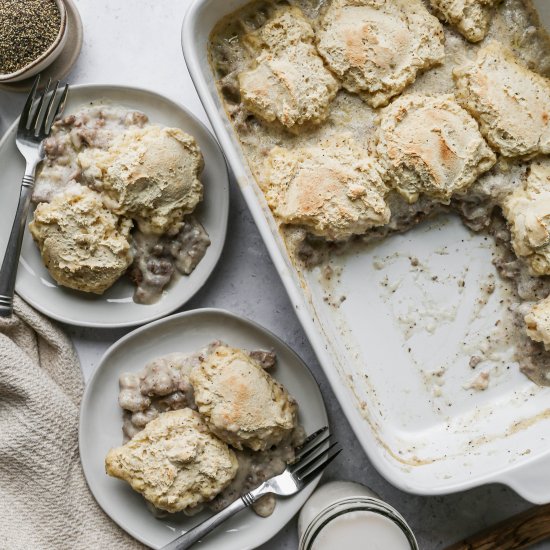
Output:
[
  {"xmin": 0, "ymin": 75, "xmax": 69, "ymax": 317},
  {"xmin": 161, "ymin": 426, "xmax": 340, "ymax": 550}
]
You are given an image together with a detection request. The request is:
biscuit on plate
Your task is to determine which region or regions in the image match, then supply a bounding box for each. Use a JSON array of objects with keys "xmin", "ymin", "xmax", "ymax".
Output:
[
  {"xmin": 29, "ymin": 184, "xmax": 133, "ymax": 294},
  {"xmin": 79, "ymin": 125, "xmax": 203, "ymax": 235},
  {"xmin": 429, "ymin": 0, "xmax": 502, "ymax": 42},
  {"xmin": 190, "ymin": 344, "xmax": 297, "ymax": 451},
  {"xmin": 454, "ymin": 42, "xmax": 550, "ymax": 157},
  {"xmin": 238, "ymin": 7, "xmax": 339, "ymax": 131},
  {"xmin": 375, "ymin": 94, "xmax": 496, "ymax": 203},
  {"xmin": 105, "ymin": 409, "xmax": 238, "ymax": 513},
  {"xmin": 502, "ymin": 159, "xmax": 550, "ymax": 277},
  {"xmin": 264, "ymin": 136, "xmax": 390, "ymax": 240},
  {"xmin": 316, "ymin": 0, "xmax": 445, "ymax": 108}
]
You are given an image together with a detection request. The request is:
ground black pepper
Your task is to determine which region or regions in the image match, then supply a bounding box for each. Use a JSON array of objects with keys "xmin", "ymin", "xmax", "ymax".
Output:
[{"xmin": 0, "ymin": 0, "xmax": 61, "ymax": 75}]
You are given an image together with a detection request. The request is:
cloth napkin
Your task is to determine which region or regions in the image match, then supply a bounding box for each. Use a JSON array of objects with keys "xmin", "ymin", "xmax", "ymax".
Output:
[{"xmin": 0, "ymin": 296, "xmax": 144, "ymax": 550}]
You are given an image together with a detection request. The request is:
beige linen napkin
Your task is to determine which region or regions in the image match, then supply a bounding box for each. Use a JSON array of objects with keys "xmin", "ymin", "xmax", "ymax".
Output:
[{"xmin": 0, "ymin": 296, "xmax": 144, "ymax": 550}]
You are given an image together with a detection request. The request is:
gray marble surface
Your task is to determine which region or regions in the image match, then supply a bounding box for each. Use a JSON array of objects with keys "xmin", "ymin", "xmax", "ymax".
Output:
[{"xmin": 0, "ymin": 1, "xmax": 549, "ymax": 548}]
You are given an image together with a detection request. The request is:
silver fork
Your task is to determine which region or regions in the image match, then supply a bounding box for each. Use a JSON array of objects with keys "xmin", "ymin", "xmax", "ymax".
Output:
[
  {"xmin": 162, "ymin": 426, "xmax": 340, "ymax": 550},
  {"xmin": 0, "ymin": 75, "xmax": 69, "ymax": 317}
]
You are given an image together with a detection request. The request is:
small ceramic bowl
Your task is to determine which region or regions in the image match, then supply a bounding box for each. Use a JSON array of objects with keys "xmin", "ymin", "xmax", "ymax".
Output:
[{"xmin": 0, "ymin": 0, "xmax": 68, "ymax": 84}]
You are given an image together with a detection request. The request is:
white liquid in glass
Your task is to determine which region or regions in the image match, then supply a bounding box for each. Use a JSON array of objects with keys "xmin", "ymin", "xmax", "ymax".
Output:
[{"xmin": 311, "ymin": 510, "xmax": 411, "ymax": 550}]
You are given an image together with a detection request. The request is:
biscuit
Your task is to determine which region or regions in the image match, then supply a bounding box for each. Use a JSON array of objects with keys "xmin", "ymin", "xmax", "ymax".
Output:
[
  {"xmin": 375, "ymin": 94, "xmax": 496, "ymax": 203},
  {"xmin": 502, "ymin": 159, "xmax": 550, "ymax": 276},
  {"xmin": 105, "ymin": 409, "xmax": 238, "ymax": 513},
  {"xmin": 264, "ymin": 136, "xmax": 390, "ymax": 240},
  {"xmin": 454, "ymin": 42, "xmax": 550, "ymax": 157},
  {"xmin": 79, "ymin": 125, "xmax": 204, "ymax": 235},
  {"xmin": 525, "ymin": 296, "xmax": 550, "ymax": 350},
  {"xmin": 190, "ymin": 345, "xmax": 297, "ymax": 451},
  {"xmin": 316, "ymin": 0, "xmax": 445, "ymax": 108},
  {"xmin": 29, "ymin": 184, "xmax": 133, "ymax": 294},
  {"xmin": 238, "ymin": 7, "xmax": 339, "ymax": 131},
  {"xmin": 429, "ymin": 0, "xmax": 501, "ymax": 42}
]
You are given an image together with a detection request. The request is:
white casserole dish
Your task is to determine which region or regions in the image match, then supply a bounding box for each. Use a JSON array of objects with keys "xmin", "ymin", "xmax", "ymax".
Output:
[{"xmin": 182, "ymin": 0, "xmax": 550, "ymax": 503}]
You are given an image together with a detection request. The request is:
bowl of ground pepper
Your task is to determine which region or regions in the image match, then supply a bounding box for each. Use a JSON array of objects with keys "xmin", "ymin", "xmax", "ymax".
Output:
[{"xmin": 0, "ymin": 0, "xmax": 68, "ymax": 83}]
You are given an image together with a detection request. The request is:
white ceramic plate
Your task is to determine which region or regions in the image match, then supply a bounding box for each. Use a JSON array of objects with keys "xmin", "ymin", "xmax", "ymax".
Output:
[
  {"xmin": 0, "ymin": 85, "xmax": 229, "ymax": 327},
  {"xmin": 79, "ymin": 308, "xmax": 328, "ymax": 550}
]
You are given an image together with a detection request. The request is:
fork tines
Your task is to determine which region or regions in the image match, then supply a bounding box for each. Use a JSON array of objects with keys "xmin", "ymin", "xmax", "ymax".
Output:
[
  {"xmin": 21, "ymin": 74, "xmax": 69, "ymax": 139},
  {"xmin": 292, "ymin": 426, "xmax": 342, "ymax": 486}
]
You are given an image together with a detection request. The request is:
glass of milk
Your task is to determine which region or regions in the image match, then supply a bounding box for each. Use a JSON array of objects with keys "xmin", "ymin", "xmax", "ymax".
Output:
[{"xmin": 298, "ymin": 481, "xmax": 418, "ymax": 550}]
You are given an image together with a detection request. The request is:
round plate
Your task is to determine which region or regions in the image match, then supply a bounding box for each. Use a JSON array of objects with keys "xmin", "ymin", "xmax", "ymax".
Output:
[
  {"xmin": 0, "ymin": 85, "xmax": 229, "ymax": 327},
  {"xmin": 79, "ymin": 309, "xmax": 328, "ymax": 550}
]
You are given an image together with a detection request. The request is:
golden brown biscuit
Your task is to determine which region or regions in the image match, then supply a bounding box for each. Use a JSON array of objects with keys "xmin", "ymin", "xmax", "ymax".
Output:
[
  {"xmin": 238, "ymin": 7, "xmax": 339, "ymax": 131},
  {"xmin": 264, "ymin": 136, "xmax": 390, "ymax": 240},
  {"xmin": 29, "ymin": 184, "xmax": 133, "ymax": 294},
  {"xmin": 190, "ymin": 345, "xmax": 297, "ymax": 451},
  {"xmin": 79, "ymin": 125, "xmax": 204, "ymax": 235},
  {"xmin": 375, "ymin": 94, "xmax": 496, "ymax": 203},
  {"xmin": 105, "ymin": 409, "xmax": 238, "ymax": 513},
  {"xmin": 502, "ymin": 159, "xmax": 550, "ymax": 276},
  {"xmin": 454, "ymin": 42, "xmax": 550, "ymax": 158},
  {"xmin": 316, "ymin": 0, "xmax": 445, "ymax": 107}
]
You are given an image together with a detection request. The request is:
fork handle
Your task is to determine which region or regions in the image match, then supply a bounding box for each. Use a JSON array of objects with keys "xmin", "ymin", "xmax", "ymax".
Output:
[
  {"xmin": 0, "ymin": 166, "xmax": 35, "ymax": 317},
  {"xmin": 161, "ymin": 492, "xmax": 258, "ymax": 550}
]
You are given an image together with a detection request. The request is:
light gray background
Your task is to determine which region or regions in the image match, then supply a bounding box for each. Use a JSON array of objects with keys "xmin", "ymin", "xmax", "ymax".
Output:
[{"xmin": 0, "ymin": 1, "xmax": 548, "ymax": 548}]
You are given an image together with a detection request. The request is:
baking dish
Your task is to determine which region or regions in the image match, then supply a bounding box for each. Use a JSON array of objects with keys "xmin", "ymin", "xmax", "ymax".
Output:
[{"xmin": 182, "ymin": 0, "xmax": 550, "ymax": 503}]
